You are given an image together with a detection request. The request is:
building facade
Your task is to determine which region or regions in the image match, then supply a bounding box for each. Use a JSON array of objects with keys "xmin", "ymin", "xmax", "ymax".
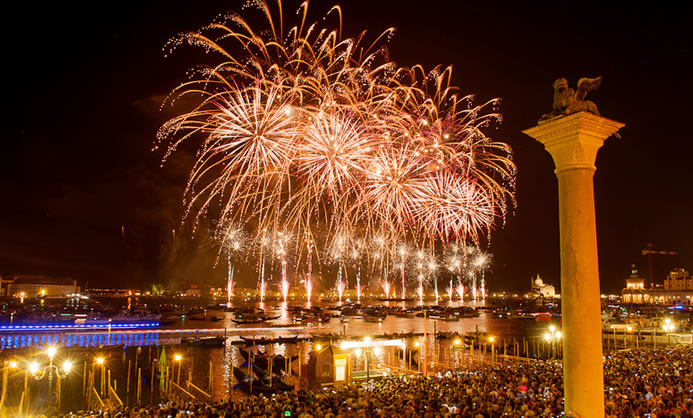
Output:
[
  {"xmin": 622, "ymin": 266, "xmax": 693, "ymax": 305},
  {"xmin": 531, "ymin": 275, "xmax": 556, "ymax": 298},
  {"xmin": 0, "ymin": 274, "xmax": 80, "ymax": 298}
]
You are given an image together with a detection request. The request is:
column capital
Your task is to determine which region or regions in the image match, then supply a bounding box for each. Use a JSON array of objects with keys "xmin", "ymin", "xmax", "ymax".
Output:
[{"xmin": 523, "ymin": 112, "xmax": 624, "ymax": 174}]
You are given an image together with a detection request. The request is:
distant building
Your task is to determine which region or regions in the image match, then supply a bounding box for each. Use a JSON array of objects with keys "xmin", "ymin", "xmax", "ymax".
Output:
[
  {"xmin": 183, "ymin": 285, "xmax": 226, "ymax": 298},
  {"xmin": 664, "ymin": 268, "xmax": 693, "ymax": 290},
  {"xmin": 531, "ymin": 275, "xmax": 556, "ymax": 298},
  {"xmin": 622, "ymin": 265, "xmax": 693, "ymax": 305},
  {"xmin": 0, "ymin": 274, "xmax": 80, "ymax": 298},
  {"xmin": 87, "ymin": 288, "xmax": 141, "ymax": 297}
]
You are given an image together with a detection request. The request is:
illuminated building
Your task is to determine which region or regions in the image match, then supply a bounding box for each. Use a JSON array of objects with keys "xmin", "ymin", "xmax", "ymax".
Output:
[
  {"xmin": 0, "ymin": 274, "xmax": 79, "ymax": 298},
  {"xmin": 621, "ymin": 265, "xmax": 693, "ymax": 305},
  {"xmin": 531, "ymin": 275, "xmax": 556, "ymax": 298}
]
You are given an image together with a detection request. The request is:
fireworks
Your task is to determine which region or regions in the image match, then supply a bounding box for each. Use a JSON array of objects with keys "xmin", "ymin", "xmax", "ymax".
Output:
[
  {"xmin": 381, "ymin": 280, "xmax": 392, "ymax": 299},
  {"xmin": 159, "ymin": 0, "xmax": 515, "ymax": 293},
  {"xmin": 336, "ymin": 280, "xmax": 347, "ymax": 303},
  {"xmin": 221, "ymin": 225, "xmax": 247, "ymax": 307}
]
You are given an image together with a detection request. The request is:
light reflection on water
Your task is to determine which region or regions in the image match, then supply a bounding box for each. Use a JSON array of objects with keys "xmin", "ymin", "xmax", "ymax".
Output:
[
  {"xmin": 0, "ymin": 301, "xmax": 553, "ymax": 413},
  {"xmin": 0, "ymin": 301, "xmax": 550, "ymax": 352}
]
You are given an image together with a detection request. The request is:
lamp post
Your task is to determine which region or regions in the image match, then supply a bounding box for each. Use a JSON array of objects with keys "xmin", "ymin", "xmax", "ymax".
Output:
[
  {"xmin": 452, "ymin": 338, "xmax": 462, "ymax": 369},
  {"xmin": 29, "ymin": 346, "xmax": 72, "ymax": 408},
  {"xmin": 663, "ymin": 319, "xmax": 675, "ymax": 346},
  {"xmin": 488, "ymin": 336, "xmax": 495, "ymax": 363},
  {"xmin": 353, "ymin": 337, "xmax": 381, "ymax": 382},
  {"xmin": 543, "ymin": 326, "xmax": 562, "ymax": 359},
  {"xmin": 95, "ymin": 356, "xmax": 105, "ymax": 396},
  {"xmin": 174, "ymin": 354, "xmax": 183, "ymax": 384}
]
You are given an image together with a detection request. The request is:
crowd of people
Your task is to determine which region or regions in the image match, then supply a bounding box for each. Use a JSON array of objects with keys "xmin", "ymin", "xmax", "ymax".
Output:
[{"xmin": 54, "ymin": 346, "xmax": 693, "ymax": 417}]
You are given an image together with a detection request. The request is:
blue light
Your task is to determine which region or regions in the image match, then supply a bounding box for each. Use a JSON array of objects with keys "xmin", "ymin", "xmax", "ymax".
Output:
[{"xmin": 0, "ymin": 322, "xmax": 160, "ymax": 332}]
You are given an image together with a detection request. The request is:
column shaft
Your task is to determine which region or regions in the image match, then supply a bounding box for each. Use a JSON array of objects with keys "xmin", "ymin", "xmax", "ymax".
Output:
[{"xmin": 557, "ymin": 167, "xmax": 604, "ymax": 417}]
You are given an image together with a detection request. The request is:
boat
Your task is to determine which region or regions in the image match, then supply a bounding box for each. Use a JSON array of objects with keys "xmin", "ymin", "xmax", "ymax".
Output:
[
  {"xmin": 240, "ymin": 335, "xmax": 300, "ymax": 345},
  {"xmin": 251, "ymin": 364, "xmax": 294, "ymax": 391},
  {"xmin": 295, "ymin": 316, "xmax": 318, "ymax": 323},
  {"xmin": 238, "ymin": 348, "xmax": 297, "ymax": 374},
  {"xmin": 442, "ymin": 315, "xmax": 459, "ymax": 322},
  {"xmin": 188, "ymin": 313, "xmax": 207, "ymax": 320},
  {"xmin": 534, "ymin": 312, "xmax": 553, "ymax": 321},
  {"xmin": 160, "ymin": 315, "xmax": 181, "ymax": 325},
  {"xmin": 231, "ymin": 315, "xmax": 281, "ymax": 325},
  {"xmin": 364, "ymin": 316, "xmax": 384, "ymax": 323},
  {"xmin": 232, "ymin": 367, "xmax": 277, "ymax": 394},
  {"xmin": 181, "ymin": 336, "xmax": 225, "ymax": 347},
  {"xmin": 509, "ymin": 312, "xmax": 535, "ymax": 320}
]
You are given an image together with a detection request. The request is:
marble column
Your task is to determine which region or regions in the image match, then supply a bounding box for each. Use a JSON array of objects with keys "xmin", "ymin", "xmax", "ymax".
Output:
[{"xmin": 524, "ymin": 112, "xmax": 624, "ymax": 417}]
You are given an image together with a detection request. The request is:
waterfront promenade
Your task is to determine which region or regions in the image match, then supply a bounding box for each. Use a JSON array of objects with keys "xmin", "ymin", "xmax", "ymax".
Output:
[{"xmin": 38, "ymin": 346, "xmax": 693, "ymax": 417}]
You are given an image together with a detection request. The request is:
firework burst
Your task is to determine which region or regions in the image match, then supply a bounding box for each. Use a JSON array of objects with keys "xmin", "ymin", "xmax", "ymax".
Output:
[{"xmin": 158, "ymin": 0, "xmax": 515, "ymax": 293}]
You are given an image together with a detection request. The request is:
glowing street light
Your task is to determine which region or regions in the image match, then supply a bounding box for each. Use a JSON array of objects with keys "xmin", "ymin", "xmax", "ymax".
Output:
[
  {"xmin": 29, "ymin": 362, "xmax": 39, "ymax": 375},
  {"xmin": 487, "ymin": 336, "xmax": 496, "ymax": 362},
  {"xmin": 46, "ymin": 346, "xmax": 57, "ymax": 359},
  {"xmin": 95, "ymin": 356, "xmax": 106, "ymax": 396},
  {"xmin": 663, "ymin": 320, "xmax": 676, "ymax": 346},
  {"xmin": 545, "ymin": 326, "xmax": 561, "ymax": 358},
  {"xmin": 28, "ymin": 346, "xmax": 71, "ymax": 406},
  {"xmin": 174, "ymin": 353, "xmax": 183, "ymax": 383}
]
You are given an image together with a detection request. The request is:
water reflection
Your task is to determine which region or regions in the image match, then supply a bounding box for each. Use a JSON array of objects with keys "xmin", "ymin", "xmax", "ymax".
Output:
[
  {"xmin": 0, "ymin": 301, "xmax": 548, "ymax": 353},
  {"xmin": 0, "ymin": 332, "xmax": 160, "ymax": 350},
  {"xmin": 0, "ymin": 301, "xmax": 556, "ymax": 414}
]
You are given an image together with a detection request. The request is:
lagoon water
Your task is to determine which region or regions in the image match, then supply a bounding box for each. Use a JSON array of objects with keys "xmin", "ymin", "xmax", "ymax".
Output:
[{"xmin": 0, "ymin": 300, "xmax": 550, "ymax": 414}]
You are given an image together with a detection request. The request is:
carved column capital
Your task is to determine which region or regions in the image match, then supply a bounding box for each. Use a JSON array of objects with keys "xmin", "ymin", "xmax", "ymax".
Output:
[{"xmin": 523, "ymin": 112, "xmax": 624, "ymax": 174}]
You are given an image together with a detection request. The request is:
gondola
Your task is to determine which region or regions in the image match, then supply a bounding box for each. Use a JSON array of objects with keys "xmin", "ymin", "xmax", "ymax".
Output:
[
  {"xmin": 240, "ymin": 335, "xmax": 300, "ymax": 345},
  {"xmin": 232, "ymin": 366, "xmax": 277, "ymax": 394},
  {"xmin": 251, "ymin": 364, "xmax": 294, "ymax": 391},
  {"xmin": 397, "ymin": 348, "xmax": 419, "ymax": 368},
  {"xmin": 238, "ymin": 348, "xmax": 297, "ymax": 374},
  {"xmin": 231, "ymin": 315, "xmax": 281, "ymax": 325},
  {"xmin": 180, "ymin": 336, "xmax": 225, "ymax": 347}
]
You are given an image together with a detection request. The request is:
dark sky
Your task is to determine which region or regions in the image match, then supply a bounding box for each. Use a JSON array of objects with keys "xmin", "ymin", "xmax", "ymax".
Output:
[{"xmin": 1, "ymin": 0, "xmax": 691, "ymax": 293}]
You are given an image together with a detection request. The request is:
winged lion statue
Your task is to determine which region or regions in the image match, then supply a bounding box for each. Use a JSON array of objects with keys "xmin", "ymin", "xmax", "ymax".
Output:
[{"xmin": 540, "ymin": 76, "xmax": 603, "ymax": 121}]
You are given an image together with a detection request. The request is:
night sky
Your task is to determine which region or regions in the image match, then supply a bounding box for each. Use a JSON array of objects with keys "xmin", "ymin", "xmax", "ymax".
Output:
[{"xmin": 1, "ymin": 1, "xmax": 691, "ymax": 293}]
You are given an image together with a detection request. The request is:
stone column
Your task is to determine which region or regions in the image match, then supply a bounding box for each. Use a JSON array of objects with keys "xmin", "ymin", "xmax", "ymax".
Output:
[{"xmin": 523, "ymin": 112, "xmax": 624, "ymax": 417}]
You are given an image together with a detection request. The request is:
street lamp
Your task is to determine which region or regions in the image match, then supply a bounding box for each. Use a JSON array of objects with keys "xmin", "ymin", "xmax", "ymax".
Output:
[
  {"xmin": 663, "ymin": 320, "xmax": 675, "ymax": 346},
  {"xmin": 95, "ymin": 356, "xmax": 105, "ymax": 396},
  {"xmin": 544, "ymin": 326, "xmax": 561, "ymax": 358},
  {"xmin": 29, "ymin": 346, "xmax": 71, "ymax": 406},
  {"xmin": 174, "ymin": 354, "xmax": 183, "ymax": 384},
  {"xmin": 452, "ymin": 338, "xmax": 463, "ymax": 368},
  {"xmin": 488, "ymin": 336, "xmax": 495, "ymax": 362}
]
